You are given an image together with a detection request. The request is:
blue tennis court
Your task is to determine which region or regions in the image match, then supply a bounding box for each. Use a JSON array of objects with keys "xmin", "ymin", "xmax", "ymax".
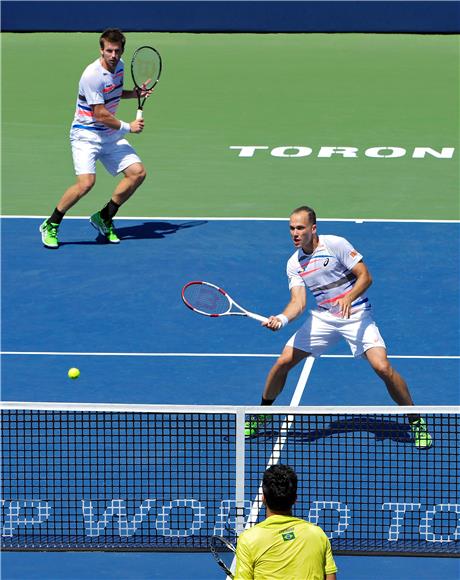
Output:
[
  {"xmin": 2, "ymin": 1, "xmax": 459, "ymax": 574},
  {"xmin": 1, "ymin": 217, "xmax": 459, "ymax": 578},
  {"xmin": 2, "ymin": 218, "xmax": 459, "ymax": 405}
]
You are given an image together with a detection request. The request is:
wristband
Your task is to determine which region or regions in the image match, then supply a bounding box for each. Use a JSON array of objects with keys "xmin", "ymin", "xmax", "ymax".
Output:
[
  {"xmin": 276, "ymin": 314, "xmax": 289, "ymax": 328},
  {"xmin": 119, "ymin": 121, "xmax": 131, "ymax": 134}
]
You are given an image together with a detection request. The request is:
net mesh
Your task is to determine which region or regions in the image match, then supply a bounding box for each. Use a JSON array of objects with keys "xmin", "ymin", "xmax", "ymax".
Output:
[
  {"xmin": 245, "ymin": 412, "xmax": 459, "ymax": 555},
  {"xmin": 1, "ymin": 405, "xmax": 459, "ymax": 556}
]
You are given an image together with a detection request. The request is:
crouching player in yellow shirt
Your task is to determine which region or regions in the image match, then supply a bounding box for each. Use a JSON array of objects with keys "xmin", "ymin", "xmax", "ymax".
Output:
[{"xmin": 235, "ymin": 465, "xmax": 337, "ymax": 580}]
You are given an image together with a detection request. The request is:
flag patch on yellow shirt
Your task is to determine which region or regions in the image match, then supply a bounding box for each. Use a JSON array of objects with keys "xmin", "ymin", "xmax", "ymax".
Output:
[{"xmin": 282, "ymin": 531, "xmax": 296, "ymax": 541}]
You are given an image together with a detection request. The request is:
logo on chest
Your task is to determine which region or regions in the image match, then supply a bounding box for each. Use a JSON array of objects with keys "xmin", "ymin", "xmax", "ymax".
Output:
[
  {"xmin": 298, "ymin": 256, "xmax": 331, "ymax": 277},
  {"xmin": 282, "ymin": 531, "xmax": 296, "ymax": 542}
]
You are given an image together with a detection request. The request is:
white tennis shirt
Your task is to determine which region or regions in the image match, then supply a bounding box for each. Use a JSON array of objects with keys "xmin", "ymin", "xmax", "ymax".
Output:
[
  {"xmin": 287, "ymin": 234, "xmax": 371, "ymax": 315},
  {"xmin": 70, "ymin": 58, "xmax": 125, "ymax": 142}
]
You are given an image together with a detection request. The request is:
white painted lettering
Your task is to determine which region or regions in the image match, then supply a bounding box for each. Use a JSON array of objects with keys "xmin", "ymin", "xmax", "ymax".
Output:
[
  {"xmin": 317, "ymin": 146, "xmax": 358, "ymax": 158},
  {"xmin": 81, "ymin": 499, "xmax": 156, "ymax": 537},
  {"xmin": 382, "ymin": 502, "xmax": 421, "ymax": 541},
  {"xmin": 156, "ymin": 499, "xmax": 205, "ymax": 537},
  {"xmin": 271, "ymin": 146, "xmax": 312, "ymax": 158},
  {"xmin": 1, "ymin": 500, "xmax": 51, "ymax": 537},
  {"xmin": 213, "ymin": 499, "xmax": 252, "ymax": 536},
  {"xmin": 365, "ymin": 147, "xmax": 406, "ymax": 158},
  {"xmin": 308, "ymin": 501, "xmax": 350, "ymax": 539},
  {"xmin": 229, "ymin": 146, "xmax": 269, "ymax": 158},
  {"xmin": 419, "ymin": 504, "xmax": 460, "ymax": 543},
  {"xmin": 412, "ymin": 147, "xmax": 455, "ymax": 159}
]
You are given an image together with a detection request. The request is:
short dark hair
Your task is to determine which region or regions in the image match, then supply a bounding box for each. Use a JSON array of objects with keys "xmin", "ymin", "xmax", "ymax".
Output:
[
  {"xmin": 99, "ymin": 28, "xmax": 126, "ymax": 50},
  {"xmin": 262, "ymin": 464, "xmax": 297, "ymax": 511},
  {"xmin": 291, "ymin": 205, "xmax": 316, "ymax": 225}
]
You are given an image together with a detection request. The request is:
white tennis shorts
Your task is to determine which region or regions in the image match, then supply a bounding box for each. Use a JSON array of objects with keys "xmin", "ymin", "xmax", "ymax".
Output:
[
  {"xmin": 71, "ymin": 137, "xmax": 141, "ymax": 176},
  {"xmin": 286, "ymin": 309, "xmax": 386, "ymax": 358}
]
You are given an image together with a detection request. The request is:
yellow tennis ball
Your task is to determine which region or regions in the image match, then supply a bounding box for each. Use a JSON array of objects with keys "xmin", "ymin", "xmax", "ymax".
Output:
[{"xmin": 68, "ymin": 367, "xmax": 80, "ymax": 380}]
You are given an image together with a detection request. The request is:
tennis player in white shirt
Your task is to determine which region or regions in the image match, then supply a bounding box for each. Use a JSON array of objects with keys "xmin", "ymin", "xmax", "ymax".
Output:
[
  {"xmin": 40, "ymin": 28, "xmax": 152, "ymax": 248},
  {"xmin": 245, "ymin": 205, "xmax": 432, "ymax": 449}
]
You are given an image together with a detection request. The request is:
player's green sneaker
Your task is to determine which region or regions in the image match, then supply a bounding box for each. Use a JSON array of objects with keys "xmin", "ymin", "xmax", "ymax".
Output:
[
  {"xmin": 244, "ymin": 414, "xmax": 271, "ymax": 438},
  {"xmin": 39, "ymin": 220, "xmax": 59, "ymax": 249},
  {"xmin": 90, "ymin": 212, "xmax": 120, "ymax": 244},
  {"xmin": 410, "ymin": 418, "xmax": 432, "ymax": 449}
]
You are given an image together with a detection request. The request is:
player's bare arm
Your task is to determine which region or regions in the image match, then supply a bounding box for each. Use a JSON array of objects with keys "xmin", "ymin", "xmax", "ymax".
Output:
[
  {"xmin": 92, "ymin": 103, "xmax": 144, "ymax": 133},
  {"xmin": 264, "ymin": 286, "xmax": 306, "ymax": 331},
  {"xmin": 334, "ymin": 261, "xmax": 372, "ymax": 319}
]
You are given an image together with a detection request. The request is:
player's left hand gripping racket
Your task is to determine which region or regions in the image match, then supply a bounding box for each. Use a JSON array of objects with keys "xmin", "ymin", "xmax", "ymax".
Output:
[
  {"xmin": 131, "ymin": 46, "xmax": 162, "ymax": 120},
  {"xmin": 209, "ymin": 535, "xmax": 236, "ymax": 578},
  {"xmin": 182, "ymin": 281, "xmax": 268, "ymax": 323}
]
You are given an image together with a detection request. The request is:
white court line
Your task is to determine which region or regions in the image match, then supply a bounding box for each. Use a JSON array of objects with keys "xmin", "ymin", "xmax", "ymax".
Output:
[
  {"xmin": 1, "ymin": 215, "xmax": 459, "ymax": 223},
  {"xmin": 244, "ymin": 357, "xmax": 315, "ymax": 526},
  {"xmin": 1, "ymin": 351, "xmax": 458, "ymax": 359},
  {"xmin": 228, "ymin": 357, "xmax": 316, "ymax": 577}
]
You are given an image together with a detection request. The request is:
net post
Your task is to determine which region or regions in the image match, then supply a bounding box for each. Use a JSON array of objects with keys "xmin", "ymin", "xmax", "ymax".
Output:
[
  {"xmin": 234, "ymin": 407, "xmax": 246, "ymax": 537},
  {"xmin": 228, "ymin": 408, "xmax": 246, "ymax": 578}
]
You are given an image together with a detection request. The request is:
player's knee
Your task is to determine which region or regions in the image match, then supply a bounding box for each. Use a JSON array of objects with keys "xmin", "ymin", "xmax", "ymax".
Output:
[
  {"xmin": 138, "ymin": 166, "xmax": 147, "ymax": 182},
  {"xmin": 373, "ymin": 359, "xmax": 392, "ymax": 379},
  {"xmin": 77, "ymin": 176, "xmax": 95, "ymax": 196},
  {"xmin": 275, "ymin": 354, "xmax": 296, "ymax": 373},
  {"xmin": 128, "ymin": 164, "xmax": 146, "ymax": 185}
]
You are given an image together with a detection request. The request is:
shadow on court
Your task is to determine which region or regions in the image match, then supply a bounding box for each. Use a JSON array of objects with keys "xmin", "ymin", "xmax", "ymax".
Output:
[
  {"xmin": 252, "ymin": 417, "xmax": 412, "ymax": 444},
  {"xmin": 116, "ymin": 220, "xmax": 208, "ymax": 240},
  {"xmin": 59, "ymin": 220, "xmax": 208, "ymax": 245}
]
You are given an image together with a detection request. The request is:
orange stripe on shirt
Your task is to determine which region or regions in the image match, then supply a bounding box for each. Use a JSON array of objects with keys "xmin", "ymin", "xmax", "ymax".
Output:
[
  {"xmin": 300, "ymin": 258, "xmax": 322, "ymax": 266},
  {"xmin": 319, "ymin": 288, "xmax": 352, "ymax": 306},
  {"xmin": 300, "ymin": 266, "xmax": 323, "ymax": 277}
]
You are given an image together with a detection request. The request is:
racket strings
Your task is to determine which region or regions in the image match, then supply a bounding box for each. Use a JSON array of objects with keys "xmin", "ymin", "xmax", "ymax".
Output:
[
  {"xmin": 184, "ymin": 284, "xmax": 230, "ymax": 315},
  {"xmin": 132, "ymin": 49, "xmax": 161, "ymax": 90}
]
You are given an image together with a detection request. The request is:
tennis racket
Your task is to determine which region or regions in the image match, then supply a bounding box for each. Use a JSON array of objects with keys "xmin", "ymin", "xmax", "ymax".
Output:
[
  {"xmin": 209, "ymin": 535, "xmax": 236, "ymax": 578},
  {"xmin": 182, "ymin": 281, "xmax": 268, "ymax": 323},
  {"xmin": 130, "ymin": 46, "xmax": 162, "ymax": 120}
]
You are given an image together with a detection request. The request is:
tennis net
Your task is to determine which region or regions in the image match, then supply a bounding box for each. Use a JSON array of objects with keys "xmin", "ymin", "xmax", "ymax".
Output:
[{"xmin": 1, "ymin": 402, "xmax": 458, "ymax": 556}]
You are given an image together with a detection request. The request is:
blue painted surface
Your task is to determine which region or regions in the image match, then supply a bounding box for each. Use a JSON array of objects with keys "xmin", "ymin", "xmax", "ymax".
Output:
[
  {"xmin": 2, "ymin": 552, "xmax": 460, "ymax": 579},
  {"xmin": 2, "ymin": 219, "xmax": 459, "ymax": 356},
  {"xmin": 2, "ymin": 1, "xmax": 460, "ymax": 32},
  {"xmin": 1, "ymin": 217, "xmax": 459, "ymax": 577}
]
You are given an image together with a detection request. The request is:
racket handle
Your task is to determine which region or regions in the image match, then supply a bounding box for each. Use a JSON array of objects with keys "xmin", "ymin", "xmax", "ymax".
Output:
[
  {"xmin": 136, "ymin": 109, "xmax": 143, "ymax": 120},
  {"xmin": 247, "ymin": 312, "xmax": 269, "ymax": 323}
]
